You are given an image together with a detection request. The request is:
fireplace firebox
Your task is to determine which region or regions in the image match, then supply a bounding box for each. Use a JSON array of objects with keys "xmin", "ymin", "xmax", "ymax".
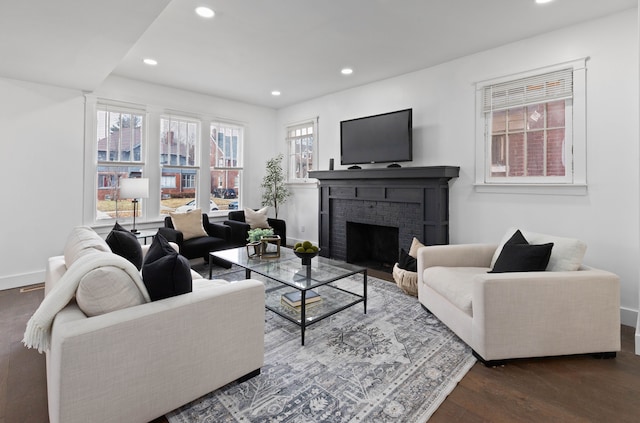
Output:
[{"xmin": 346, "ymin": 222, "xmax": 399, "ymax": 271}]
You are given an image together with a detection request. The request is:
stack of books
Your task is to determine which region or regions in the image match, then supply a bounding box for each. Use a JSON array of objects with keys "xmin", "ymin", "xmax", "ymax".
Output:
[{"xmin": 281, "ymin": 290, "xmax": 322, "ymax": 311}]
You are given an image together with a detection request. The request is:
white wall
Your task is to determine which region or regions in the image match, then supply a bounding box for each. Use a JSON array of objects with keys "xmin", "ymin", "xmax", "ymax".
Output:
[
  {"xmin": 0, "ymin": 75, "xmax": 276, "ymax": 290},
  {"xmin": 277, "ymin": 9, "xmax": 640, "ymax": 326},
  {"xmin": 0, "ymin": 78, "xmax": 85, "ymax": 289}
]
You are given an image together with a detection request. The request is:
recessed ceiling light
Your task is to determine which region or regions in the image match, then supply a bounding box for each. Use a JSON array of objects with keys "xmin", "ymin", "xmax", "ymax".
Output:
[
  {"xmin": 535, "ymin": 0, "xmax": 553, "ymax": 4},
  {"xmin": 195, "ymin": 6, "xmax": 215, "ymax": 18},
  {"xmin": 341, "ymin": 68, "xmax": 354, "ymax": 75},
  {"xmin": 143, "ymin": 58, "xmax": 158, "ymax": 66},
  {"xmin": 271, "ymin": 91, "xmax": 281, "ymax": 96}
]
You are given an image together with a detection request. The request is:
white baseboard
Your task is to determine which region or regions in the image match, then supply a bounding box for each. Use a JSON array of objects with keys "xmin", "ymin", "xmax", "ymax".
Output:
[
  {"xmin": 0, "ymin": 270, "xmax": 45, "ymax": 291},
  {"xmin": 620, "ymin": 306, "xmax": 638, "ymax": 328}
]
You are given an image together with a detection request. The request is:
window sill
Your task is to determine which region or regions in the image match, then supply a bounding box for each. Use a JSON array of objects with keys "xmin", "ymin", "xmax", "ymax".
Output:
[
  {"xmin": 474, "ymin": 183, "xmax": 588, "ymax": 196},
  {"xmin": 287, "ymin": 180, "xmax": 319, "ymax": 188}
]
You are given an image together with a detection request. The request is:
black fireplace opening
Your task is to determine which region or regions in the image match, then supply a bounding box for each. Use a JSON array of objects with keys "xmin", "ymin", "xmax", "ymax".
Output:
[{"xmin": 346, "ymin": 222, "xmax": 399, "ymax": 273}]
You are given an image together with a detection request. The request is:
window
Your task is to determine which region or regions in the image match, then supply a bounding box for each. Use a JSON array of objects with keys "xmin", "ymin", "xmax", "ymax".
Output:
[
  {"xmin": 86, "ymin": 96, "xmax": 248, "ymax": 223},
  {"xmin": 160, "ymin": 116, "xmax": 200, "ymax": 215},
  {"xmin": 95, "ymin": 105, "xmax": 145, "ymax": 221},
  {"xmin": 475, "ymin": 59, "xmax": 586, "ymax": 194},
  {"xmin": 287, "ymin": 118, "xmax": 317, "ymax": 181},
  {"xmin": 210, "ymin": 122, "xmax": 243, "ymax": 211},
  {"xmin": 181, "ymin": 173, "xmax": 196, "ymax": 189}
]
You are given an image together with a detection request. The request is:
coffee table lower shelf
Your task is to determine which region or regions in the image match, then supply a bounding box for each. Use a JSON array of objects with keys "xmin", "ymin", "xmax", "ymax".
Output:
[
  {"xmin": 264, "ymin": 279, "xmax": 367, "ymax": 345},
  {"xmin": 210, "ymin": 246, "xmax": 368, "ymax": 346}
]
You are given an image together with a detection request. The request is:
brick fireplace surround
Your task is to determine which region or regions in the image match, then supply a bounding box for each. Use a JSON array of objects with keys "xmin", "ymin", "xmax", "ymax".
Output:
[{"xmin": 308, "ymin": 166, "xmax": 460, "ymax": 267}]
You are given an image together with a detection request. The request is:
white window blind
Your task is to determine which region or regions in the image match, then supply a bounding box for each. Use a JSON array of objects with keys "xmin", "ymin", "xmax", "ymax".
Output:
[{"xmin": 483, "ymin": 68, "xmax": 573, "ymax": 112}]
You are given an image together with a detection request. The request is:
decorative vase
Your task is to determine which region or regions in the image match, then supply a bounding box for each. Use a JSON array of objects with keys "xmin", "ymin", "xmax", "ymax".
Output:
[
  {"xmin": 246, "ymin": 241, "xmax": 261, "ymax": 258},
  {"xmin": 260, "ymin": 235, "xmax": 281, "ymax": 258}
]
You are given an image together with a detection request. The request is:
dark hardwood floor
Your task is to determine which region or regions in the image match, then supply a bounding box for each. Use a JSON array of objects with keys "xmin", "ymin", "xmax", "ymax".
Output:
[{"xmin": 3, "ymin": 277, "xmax": 640, "ymax": 423}]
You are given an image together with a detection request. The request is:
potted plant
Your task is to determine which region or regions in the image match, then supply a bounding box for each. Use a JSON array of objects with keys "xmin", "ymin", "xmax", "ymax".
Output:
[
  {"xmin": 247, "ymin": 228, "xmax": 275, "ymax": 243},
  {"xmin": 246, "ymin": 228, "xmax": 276, "ymax": 258},
  {"xmin": 260, "ymin": 153, "xmax": 290, "ymax": 219}
]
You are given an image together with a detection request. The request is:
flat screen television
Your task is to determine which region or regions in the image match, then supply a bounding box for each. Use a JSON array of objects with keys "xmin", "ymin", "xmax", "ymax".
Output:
[{"xmin": 340, "ymin": 108, "xmax": 412, "ymax": 165}]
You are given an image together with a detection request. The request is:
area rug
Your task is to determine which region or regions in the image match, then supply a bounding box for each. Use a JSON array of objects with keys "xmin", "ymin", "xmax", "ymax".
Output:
[{"xmin": 168, "ymin": 264, "xmax": 476, "ymax": 422}]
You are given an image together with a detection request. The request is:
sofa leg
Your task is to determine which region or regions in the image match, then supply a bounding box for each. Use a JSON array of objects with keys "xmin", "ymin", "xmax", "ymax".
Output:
[
  {"xmin": 592, "ymin": 351, "xmax": 617, "ymax": 360},
  {"xmin": 472, "ymin": 350, "xmax": 506, "ymax": 367},
  {"xmin": 420, "ymin": 304, "xmax": 431, "ymax": 313},
  {"xmin": 236, "ymin": 368, "xmax": 261, "ymax": 383}
]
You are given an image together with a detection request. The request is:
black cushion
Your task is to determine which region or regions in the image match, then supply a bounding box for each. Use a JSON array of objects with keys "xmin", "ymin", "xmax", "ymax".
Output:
[
  {"xmin": 489, "ymin": 242, "xmax": 554, "ymax": 273},
  {"xmin": 504, "ymin": 229, "xmax": 528, "ymax": 246},
  {"xmin": 142, "ymin": 233, "xmax": 192, "ymax": 301},
  {"xmin": 105, "ymin": 222, "xmax": 143, "ymax": 270},
  {"xmin": 397, "ymin": 248, "xmax": 417, "ymax": 272}
]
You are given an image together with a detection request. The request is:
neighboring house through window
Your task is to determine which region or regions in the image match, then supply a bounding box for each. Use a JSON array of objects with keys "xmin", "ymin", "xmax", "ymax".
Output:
[
  {"xmin": 160, "ymin": 116, "xmax": 200, "ymax": 215},
  {"xmin": 86, "ymin": 96, "xmax": 248, "ymax": 224},
  {"xmin": 95, "ymin": 104, "xmax": 145, "ymax": 221},
  {"xmin": 475, "ymin": 59, "xmax": 587, "ymax": 194},
  {"xmin": 287, "ymin": 118, "xmax": 317, "ymax": 181}
]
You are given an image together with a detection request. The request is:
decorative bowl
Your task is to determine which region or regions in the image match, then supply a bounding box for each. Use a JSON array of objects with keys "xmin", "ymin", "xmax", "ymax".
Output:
[{"xmin": 294, "ymin": 249, "xmax": 319, "ymax": 265}]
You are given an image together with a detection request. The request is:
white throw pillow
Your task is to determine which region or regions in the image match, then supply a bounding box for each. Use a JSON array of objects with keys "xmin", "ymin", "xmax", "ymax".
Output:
[
  {"xmin": 491, "ymin": 227, "xmax": 587, "ymax": 272},
  {"xmin": 408, "ymin": 237, "xmax": 425, "ymax": 258},
  {"xmin": 64, "ymin": 226, "xmax": 111, "ymax": 268},
  {"xmin": 521, "ymin": 229, "xmax": 587, "ymax": 271},
  {"xmin": 244, "ymin": 207, "xmax": 270, "ymax": 229},
  {"xmin": 76, "ymin": 266, "xmax": 147, "ymax": 317},
  {"xmin": 170, "ymin": 208, "xmax": 208, "ymax": 240}
]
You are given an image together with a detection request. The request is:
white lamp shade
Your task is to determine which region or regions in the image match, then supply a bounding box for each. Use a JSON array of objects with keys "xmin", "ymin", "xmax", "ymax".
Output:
[{"xmin": 119, "ymin": 178, "xmax": 149, "ymax": 199}]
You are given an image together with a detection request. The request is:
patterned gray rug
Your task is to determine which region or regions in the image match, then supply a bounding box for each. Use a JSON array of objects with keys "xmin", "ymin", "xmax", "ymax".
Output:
[{"xmin": 167, "ymin": 263, "xmax": 475, "ymax": 422}]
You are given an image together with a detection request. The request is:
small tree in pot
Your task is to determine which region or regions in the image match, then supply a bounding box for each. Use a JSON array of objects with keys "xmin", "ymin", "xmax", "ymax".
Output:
[{"xmin": 261, "ymin": 153, "xmax": 290, "ymax": 219}]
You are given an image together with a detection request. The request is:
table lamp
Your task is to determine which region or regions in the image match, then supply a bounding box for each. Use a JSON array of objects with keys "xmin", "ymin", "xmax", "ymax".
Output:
[{"xmin": 119, "ymin": 178, "xmax": 149, "ymax": 234}]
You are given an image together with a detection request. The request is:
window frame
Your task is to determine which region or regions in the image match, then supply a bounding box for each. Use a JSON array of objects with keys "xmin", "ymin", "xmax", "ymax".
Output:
[
  {"xmin": 210, "ymin": 121, "xmax": 244, "ymax": 215},
  {"xmin": 474, "ymin": 58, "xmax": 587, "ymax": 195},
  {"xmin": 286, "ymin": 117, "xmax": 318, "ymax": 183},
  {"xmin": 84, "ymin": 96, "xmax": 149, "ymax": 225}
]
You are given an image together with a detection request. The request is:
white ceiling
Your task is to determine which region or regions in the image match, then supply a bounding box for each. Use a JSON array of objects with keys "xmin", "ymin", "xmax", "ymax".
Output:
[{"xmin": 0, "ymin": 0, "xmax": 636, "ymax": 109}]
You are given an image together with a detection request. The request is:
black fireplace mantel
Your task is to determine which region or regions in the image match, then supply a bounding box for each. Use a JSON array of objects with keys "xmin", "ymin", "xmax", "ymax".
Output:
[
  {"xmin": 309, "ymin": 165, "xmax": 460, "ymax": 181},
  {"xmin": 308, "ymin": 166, "xmax": 460, "ymax": 261}
]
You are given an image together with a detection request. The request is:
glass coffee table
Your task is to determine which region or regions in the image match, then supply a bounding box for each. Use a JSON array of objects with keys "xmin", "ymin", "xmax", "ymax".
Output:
[{"xmin": 211, "ymin": 247, "xmax": 367, "ymax": 345}]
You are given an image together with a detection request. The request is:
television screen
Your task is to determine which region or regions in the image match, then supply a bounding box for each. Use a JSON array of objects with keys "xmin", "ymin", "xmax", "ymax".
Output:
[{"xmin": 340, "ymin": 108, "xmax": 412, "ymax": 165}]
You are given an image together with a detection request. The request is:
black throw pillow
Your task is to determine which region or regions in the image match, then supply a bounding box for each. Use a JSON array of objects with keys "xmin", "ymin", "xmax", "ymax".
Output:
[
  {"xmin": 145, "ymin": 232, "xmax": 176, "ymax": 263},
  {"xmin": 105, "ymin": 222, "xmax": 143, "ymax": 270},
  {"xmin": 142, "ymin": 233, "xmax": 192, "ymax": 301},
  {"xmin": 398, "ymin": 248, "xmax": 417, "ymax": 272},
  {"xmin": 504, "ymin": 229, "xmax": 528, "ymax": 247},
  {"xmin": 489, "ymin": 242, "xmax": 554, "ymax": 273}
]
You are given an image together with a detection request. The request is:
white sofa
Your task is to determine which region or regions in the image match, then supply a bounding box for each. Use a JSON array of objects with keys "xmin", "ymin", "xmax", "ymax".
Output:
[
  {"xmin": 40, "ymin": 227, "xmax": 265, "ymax": 423},
  {"xmin": 417, "ymin": 231, "xmax": 620, "ymax": 365}
]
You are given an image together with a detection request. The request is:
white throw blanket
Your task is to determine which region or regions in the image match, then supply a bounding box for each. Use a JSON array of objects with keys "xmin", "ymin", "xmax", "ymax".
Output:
[{"xmin": 23, "ymin": 252, "xmax": 150, "ymax": 353}]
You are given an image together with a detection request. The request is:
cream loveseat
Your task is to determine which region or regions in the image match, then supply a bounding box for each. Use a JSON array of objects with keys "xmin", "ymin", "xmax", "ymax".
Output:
[
  {"xmin": 417, "ymin": 229, "xmax": 620, "ymax": 365},
  {"xmin": 30, "ymin": 226, "xmax": 265, "ymax": 423}
]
